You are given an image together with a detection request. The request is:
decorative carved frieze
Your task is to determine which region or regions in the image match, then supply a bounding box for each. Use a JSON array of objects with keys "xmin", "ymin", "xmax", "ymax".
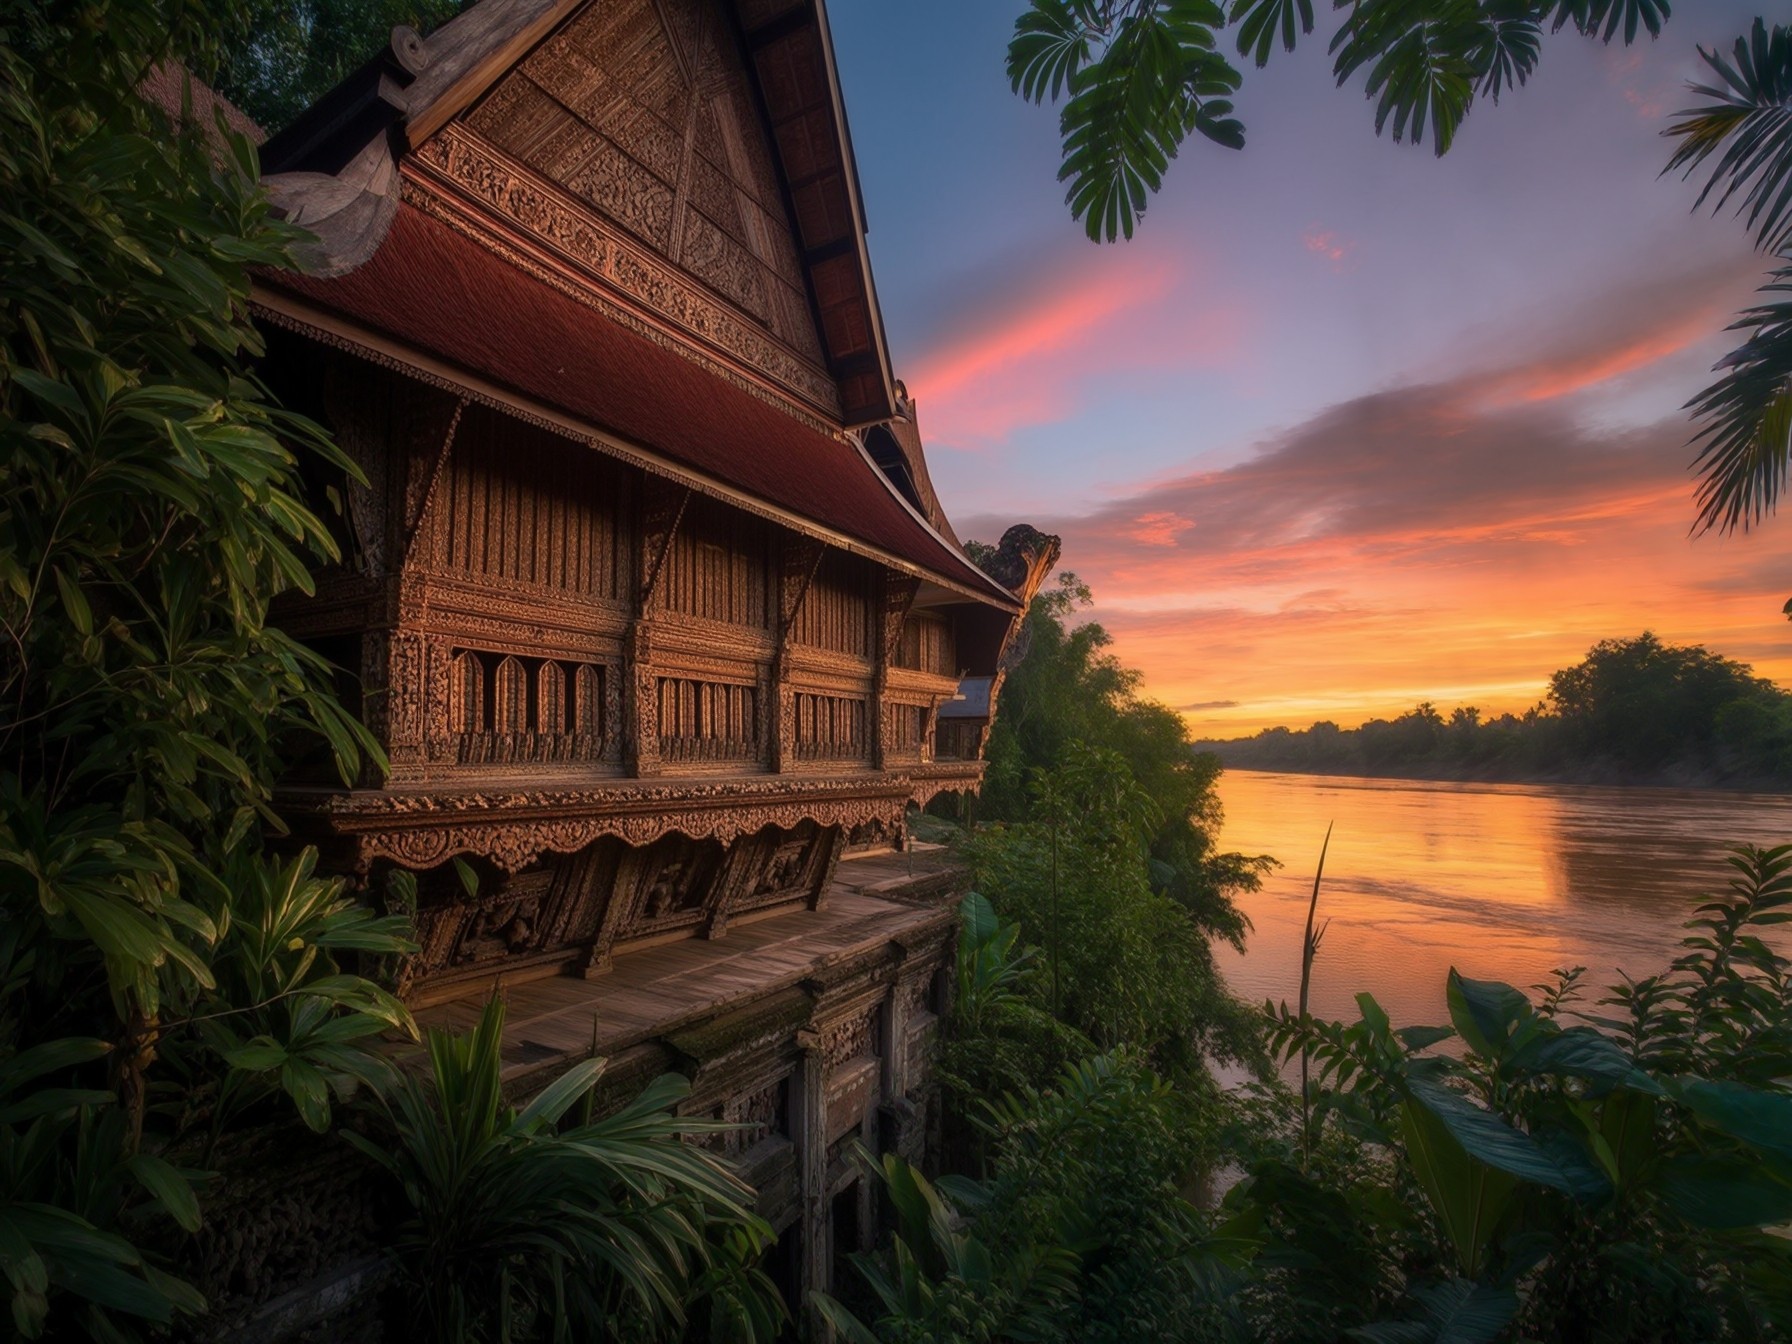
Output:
[
  {"xmin": 297, "ymin": 770, "xmax": 981, "ymax": 873},
  {"xmin": 410, "ymin": 121, "xmax": 841, "ymax": 418}
]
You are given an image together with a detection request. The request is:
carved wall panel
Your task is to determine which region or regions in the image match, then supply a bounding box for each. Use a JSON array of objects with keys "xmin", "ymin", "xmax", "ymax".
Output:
[
  {"xmin": 823, "ymin": 1008, "xmax": 878, "ymax": 1071},
  {"xmin": 401, "ymin": 838, "xmax": 626, "ymax": 994},
  {"xmin": 654, "ymin": 493, "xmax": 772, "ymax": 629},
  {"xmin": 621, "ymin": 832, "xmax": 727, "ymax": 935},
  {"xmin": 790, "ymin": 550, "xmax": 875, "ymax": 660},
  {"xmin": 432, "ymin": 407, "xmax": 631, "ymax": 602},
  {"xmin": 730, "ymin": 820, "xmax": 835, "ymax": 914},
  {"xmin": 894, "ymin": 613, "xmax": 957, "ymax": 679}
]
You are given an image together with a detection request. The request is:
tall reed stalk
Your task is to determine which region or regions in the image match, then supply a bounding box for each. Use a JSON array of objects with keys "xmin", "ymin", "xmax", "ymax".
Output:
[{"xmin": 1299, "ymin": 823, "xmax": 1333, "ymax": 1170}]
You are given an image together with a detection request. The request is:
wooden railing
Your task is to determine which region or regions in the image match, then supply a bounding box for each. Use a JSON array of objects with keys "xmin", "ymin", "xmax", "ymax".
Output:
[
  {"xmin": 657, "ymin": 676, "xmax": 760, "ymax": 765},
  {"xmin": 793, "ymin": 691, "xmax": 869, "ymax": 763},
  {"xmin": 447, "ymin": 649, "xmax": 606, "ymax": 765}
]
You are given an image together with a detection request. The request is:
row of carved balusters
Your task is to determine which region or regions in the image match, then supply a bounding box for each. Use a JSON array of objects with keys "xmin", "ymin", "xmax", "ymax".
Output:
[
  {"xmin": 448, "ymin": 649, "xmax": 606, "ymax": 763},
  {"xmin": 658, "ymin": 677, "xmax": 760, "ymax": 763},
  {"xmin": 883, "ymin": 702, "xmax": 927, "ymax": 759},
  {"xmin": 793, "ymin": 691, "xmax": 869, "ymax": 762}
]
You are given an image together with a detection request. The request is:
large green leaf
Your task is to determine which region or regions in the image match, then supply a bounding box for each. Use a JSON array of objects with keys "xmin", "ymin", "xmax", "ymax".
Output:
[
  {"xmin": 1408, "ymin": 1076, "xmax": 1609, "ymax": 1200},
  {"xmin": 1444, "ymin": 971, "xmax": 1532, "ymax": 1060},
  {"xmin": 1398, "ymin": 1094, "xmax": 1517, "ymax": 1280},
  {"xmin": 1657, "ymin": 1154, "xmax": 1792, "ymax": 1229},
  {"xmin": 1677, "ymin": 1079, "xmax": 1792, "ymax": 1160}
]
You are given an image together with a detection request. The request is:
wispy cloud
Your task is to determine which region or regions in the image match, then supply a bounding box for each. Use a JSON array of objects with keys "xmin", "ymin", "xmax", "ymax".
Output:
[
  {"xmin": 1302, "ymin": 224, "xmax": 1357, "ymax": 271},
  {"xmin": 903, "ymin": 244, "xmax": 1246, "ymax": 448}
]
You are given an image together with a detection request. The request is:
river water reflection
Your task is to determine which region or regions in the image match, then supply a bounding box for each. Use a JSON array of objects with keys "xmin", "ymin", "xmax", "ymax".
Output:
[{"xmin": 1215, "ymin": 770, "xmax": 1792, "ymax": 1029}]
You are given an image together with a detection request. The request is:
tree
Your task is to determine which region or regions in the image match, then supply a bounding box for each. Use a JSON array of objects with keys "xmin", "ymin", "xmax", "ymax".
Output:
[
  {"xmin": 1007, "ymin": 5, "xmax": 1792, "ymax": 542},
  {"xmin": 979, "ymin": 570, "xmax": 1270, "ymax": 947},
  {"xmin": 0, "ymin": 4, "xmax": 419, "ymax": 1334},
  {"xmin": 208, "ymin": 0, "xmax": 474, "ymax": 131}
]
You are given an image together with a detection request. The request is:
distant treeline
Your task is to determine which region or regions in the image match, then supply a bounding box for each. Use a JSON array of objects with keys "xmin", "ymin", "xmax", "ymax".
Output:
[{"xmin": 1201, "ymin": 633, "xmax": 1792, "ymax": 789}]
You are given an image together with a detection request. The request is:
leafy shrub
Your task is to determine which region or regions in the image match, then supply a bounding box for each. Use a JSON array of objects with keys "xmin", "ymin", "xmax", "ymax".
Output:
[
  {"xmin": 0, "ymin": 5, "xmax": 416, "ymax": 1334},
  {"xmin": 1229, "ymin": 843, "xmax": 1792, "ymax": 1343},
  {"xmin": 350, "ymin": 997, "xmax": 785, "ymax": 1344}
]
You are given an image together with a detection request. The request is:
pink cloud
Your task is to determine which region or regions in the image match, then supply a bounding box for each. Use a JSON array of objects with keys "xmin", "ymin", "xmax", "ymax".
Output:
[
  {"xmin": 1302, "ymin": 224, "xmax": 1356, "ymax": 271},
  {"xmin": 1127, "ymin": 511, "xmax": 1195, "ymax": 547},
  {"xmin": 903, "ymin": 247, "xmax": 1246, "ymax": 447}
]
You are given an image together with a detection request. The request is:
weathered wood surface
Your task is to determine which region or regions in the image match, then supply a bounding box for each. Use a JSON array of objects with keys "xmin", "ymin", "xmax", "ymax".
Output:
[{"xmin": 411, "ymin": 847, "xmax": 962, "ymax": 1084}]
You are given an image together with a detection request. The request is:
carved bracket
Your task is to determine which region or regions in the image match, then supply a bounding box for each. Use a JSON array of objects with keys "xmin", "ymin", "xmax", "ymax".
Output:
[
  {"xmin": 401, "ymin": 395, "xmax": 468, "ymax": 569},
  {"xmin": 637, "ymin": 479, "xmax": 691, "ymax": 614}
]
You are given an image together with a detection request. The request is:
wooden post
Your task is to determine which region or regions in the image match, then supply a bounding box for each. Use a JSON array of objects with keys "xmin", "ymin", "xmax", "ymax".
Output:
[{"xmin": 794, "ymin": 1027, "xmax": 831, "ymax": 1335}]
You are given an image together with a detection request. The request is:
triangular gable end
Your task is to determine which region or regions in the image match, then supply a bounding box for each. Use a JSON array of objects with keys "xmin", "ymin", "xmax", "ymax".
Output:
[{"xmin": 264, "ymin": 0, "xmax": 897, "ymax": 430}]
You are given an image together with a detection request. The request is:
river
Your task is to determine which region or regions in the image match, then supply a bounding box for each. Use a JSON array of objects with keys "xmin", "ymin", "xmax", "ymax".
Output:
[{"xmin": 1214, "ymin": 769, "xmax": 1792, "ymax": 1029}]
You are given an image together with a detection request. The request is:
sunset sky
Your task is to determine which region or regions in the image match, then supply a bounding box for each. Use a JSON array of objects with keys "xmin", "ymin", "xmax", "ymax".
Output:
[{"xmin": 829, "ymin": 0, "xmax": 1792, "ymax": 737}]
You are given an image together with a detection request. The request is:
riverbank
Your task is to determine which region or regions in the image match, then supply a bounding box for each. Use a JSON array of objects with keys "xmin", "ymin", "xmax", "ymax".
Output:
[{"xmin": 1200, "ymin": 752, "xmax": 1792, "ymax": 794}]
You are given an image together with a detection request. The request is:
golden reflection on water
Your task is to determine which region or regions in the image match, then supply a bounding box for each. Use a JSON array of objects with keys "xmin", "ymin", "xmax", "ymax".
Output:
[{"xmin": 1215, "ymin": 771, "xmax": 1792, "ymax": 1029}]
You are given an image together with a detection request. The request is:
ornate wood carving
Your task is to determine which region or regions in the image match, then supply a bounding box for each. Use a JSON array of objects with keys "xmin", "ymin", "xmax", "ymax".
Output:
[
  {"xmin": 873, "ymin": 575, "xmax": 920, "ymax": 771},
  {"xmin": 430, "ymin": 0, "xmax": 833, "ymax": 412},
  {"xmin": 636, "ymin": 477, "xmax": 691, "ymax": 614},
  {"xmin": 305, "ymin": 770, "xmax": 984, "ymax": 873}
]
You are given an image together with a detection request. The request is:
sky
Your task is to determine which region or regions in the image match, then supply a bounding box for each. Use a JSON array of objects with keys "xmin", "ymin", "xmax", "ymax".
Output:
[{"xmin": 826, "ymin": 1, "xmax": 1792, "ymax": 737}]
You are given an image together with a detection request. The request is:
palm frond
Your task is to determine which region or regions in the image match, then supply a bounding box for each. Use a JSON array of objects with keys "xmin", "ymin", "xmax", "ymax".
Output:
[
  {"xmin": 1688, "ymin": 250, "xmax": 1792, "ymax": 533},
  {"xmin": 1664, "ymin": 18, "xmax": 1792, "ymax": 254}
]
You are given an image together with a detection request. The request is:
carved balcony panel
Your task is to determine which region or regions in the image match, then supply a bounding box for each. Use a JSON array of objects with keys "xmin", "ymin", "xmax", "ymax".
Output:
[
  {"xmin": 658, "ymin": 675, "xmax": 762, "ymax": 767},
  {"xmin": 792, "ymin": 691, "xmax": 869, "ymax": 765},
  {"xmin": 444, "ymin": 647, "xmax": 610, "ymax": 766},
  {"xmin": 934, "ymin": 719, "xmax": 984, "ymax": 763},
  {"xmin": 893, "ymin": 611, "xmax": 957, "ymax": 679},
  {"xmin": 881, "ymin": 701, "xmax": 928, "ymax": 764}
]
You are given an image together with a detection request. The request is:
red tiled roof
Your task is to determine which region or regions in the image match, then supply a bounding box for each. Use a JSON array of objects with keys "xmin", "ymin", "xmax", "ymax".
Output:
[{"xmin": 262, "ymin": 204, "xmax": 1010, "ymax": 604}]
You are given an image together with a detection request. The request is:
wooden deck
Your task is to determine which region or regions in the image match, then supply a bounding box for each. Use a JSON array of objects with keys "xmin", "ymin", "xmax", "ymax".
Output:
[{"xmin": 413, "ymin": 847, "xmax": 965, "ymax": 1083}]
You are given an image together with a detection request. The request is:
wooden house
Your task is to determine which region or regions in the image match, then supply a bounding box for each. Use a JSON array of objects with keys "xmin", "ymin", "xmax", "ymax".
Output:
[{"xmin": 241, "ymin": 0, "xmax": 1052, "ymax": 1322}]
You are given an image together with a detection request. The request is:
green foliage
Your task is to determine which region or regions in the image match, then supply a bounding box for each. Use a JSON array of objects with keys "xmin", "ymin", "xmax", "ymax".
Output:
[
  {"xmin": 1212, "ymin": 632, "xmax": 1792, "ymax": 785},
  {"xmin": 1008, "ymin": 0, "xmax": 1669, "ymax": 240},
  {"xmin": 1227, "ymin": 843, "xmax": 1792, "ymax": 1342},
  {"xmin": 818, "ymin": 1054, "xmax": 1252, "ymax": 1344},
  {"xmin": 967, "ymin": 742, "xmax": 1266, "ymax": 1078},
  {"xmin": 208, "ymin": 0, "xmax": 475, "ymax": 131},
  {"xmin": 348, "ymin": 997, "xmax": 785, "ymax": 1344},
  {"xmin": 0, "ymin": 4, "xmax": 416, "ymax": 1335},
  {"xmin": 979, "ymin": 571, "xmax": 1270, "ymax": 949},
  {"xmin": 937, "ymin": 891, "xmax": 1093, "ymax": 1133}
]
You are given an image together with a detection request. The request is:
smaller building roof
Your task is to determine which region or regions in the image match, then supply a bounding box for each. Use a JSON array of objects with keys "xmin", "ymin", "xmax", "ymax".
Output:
[{"xmin": 939, "ymin": 676, "xmax": 993, "ymax": 720}]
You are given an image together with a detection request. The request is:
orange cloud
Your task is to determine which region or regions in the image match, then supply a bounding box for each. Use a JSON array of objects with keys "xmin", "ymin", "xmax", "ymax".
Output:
[
  {"xmin": 961, "ymin": 348, "xmax": 1792, "ymax": 738},
  {"xmin": 1477, "ymin": 307, "xmax": 1724, "ymax": 405},
  {"xmin": 1127, "ymin": 511, "xmax": 1195, "ymax": 547}
]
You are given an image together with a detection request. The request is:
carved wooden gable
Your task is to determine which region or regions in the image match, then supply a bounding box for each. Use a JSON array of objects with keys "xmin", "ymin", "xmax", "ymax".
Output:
[{"xmin": 424, "ymin": 0, "xmax": 835, "ymax": 418}]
